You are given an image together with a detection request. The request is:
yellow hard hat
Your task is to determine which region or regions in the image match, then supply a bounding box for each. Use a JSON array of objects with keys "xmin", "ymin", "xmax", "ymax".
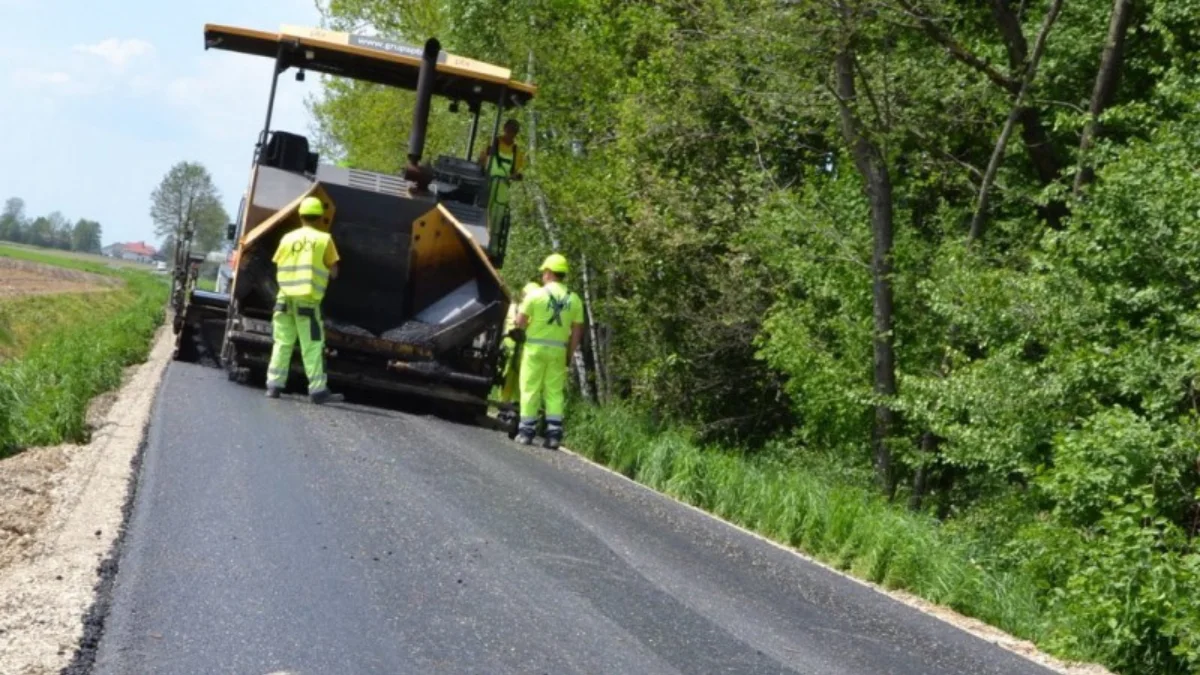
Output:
[
  {"xmin": 540, "ymin": 253, "xmax": 569, "ymax": 275},
  {"xmin": 298, "ymin": 196, "xmax": 325, "ymax": 217},
  {"xmin": 522, "ymin": 282, "xmax": 542, "ymax": 297}
]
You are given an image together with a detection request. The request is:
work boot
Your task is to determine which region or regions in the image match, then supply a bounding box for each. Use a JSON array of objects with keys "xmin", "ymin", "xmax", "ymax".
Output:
[
  {"xmin": 516, "ymin": 418, "xmax": 536, "ymax": 445},
  {"xmin": 265, "ymin": 386, "xmax": 281, "ymax": 399},
  {"xmin": 544, "ymin": 421, "xmax": 563, "ymax": 451},
  {"xmin": 309, "ymin": 389, "xmax": 345, "ymax": 405}
]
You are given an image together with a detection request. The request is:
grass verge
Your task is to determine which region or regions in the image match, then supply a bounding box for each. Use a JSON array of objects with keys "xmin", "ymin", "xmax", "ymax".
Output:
[
  {"xmin": 567, "ymin": 404, "xmax": 1051, "ymax": 653},
  {"xmin": 0, "ymin": 249, "xmax": 167, "ymax": 457}
]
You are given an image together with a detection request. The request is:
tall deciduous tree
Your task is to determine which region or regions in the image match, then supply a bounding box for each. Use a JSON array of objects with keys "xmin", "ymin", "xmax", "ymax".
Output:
[
  {"xmin": 26, "ymin": 216, "xmax": 53, "ymax": 248},
  {"xmin": 0, "ymin": 197, "xmax": 25, "ymax": 243},
  {"xmin": 46, "ymin": 211, "xmax": 71, "ymax": 251},
  {"xmin": 71, "ymin": 219, "xmax": 103, "ymax": 253},
  {"xmin": 149, "ymin": 161, "xmax": 229, "ymax": 256}
]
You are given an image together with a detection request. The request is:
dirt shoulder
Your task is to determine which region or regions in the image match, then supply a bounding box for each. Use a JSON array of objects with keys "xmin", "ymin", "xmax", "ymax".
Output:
[{"xmin": 0, "ymin": 326, "xmax": 172, "ymax": 675}]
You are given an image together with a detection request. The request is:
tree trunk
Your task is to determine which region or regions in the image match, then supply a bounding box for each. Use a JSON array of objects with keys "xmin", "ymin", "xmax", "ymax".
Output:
[
  {"xmin": 986, "ymin": 0, "xmax": 1065, "ymax": 189},
  {"xmin": 834, "ymin": 46, "xmax": 898, "ymax": 497},
  {"xmin": 909, "ymin": 431, "xmax": 939, "ymax": 511},
  {"xmin": 579, "ymin": 254, "xmax": 608, "ymax": 403},
  {"xmin": 1073, "ymin": 0, "xmax": 1135, "ymax": 195},
  {"xmin": 903, "ymin": 0, "xmax": 1066, "ymax": 221},
  {"xmin": 969, "ymin": 0, "xmax": 1064, "ymax": 242}
]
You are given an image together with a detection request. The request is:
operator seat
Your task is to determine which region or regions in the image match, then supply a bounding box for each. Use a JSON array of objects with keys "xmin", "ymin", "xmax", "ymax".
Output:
[{"xmin": 262, "ymin": 131, "xmax": 319, "ymax": 175}]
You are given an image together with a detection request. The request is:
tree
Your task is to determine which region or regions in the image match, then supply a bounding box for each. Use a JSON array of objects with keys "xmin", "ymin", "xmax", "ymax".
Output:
[
  {"xmin": 71, "ymin": 219, "xmax": 102, "ymax": 253},
  {"xmin": 46, "ymin": 211, "xmax": 71, "ymax": 250},
  {"xmin": 831, "ymin": 2, "xmax": 900, "ymax": 496},
  {"xmin": 0, "ymin": 197, "xmax": 25, "ymax": 243},
  {"xmin": 26, "ymin": 216, "xmax": 53, "ymax": 248},
  {"xmin": 1073, "ymin": 0, "xmax": 1137, "ymax": 194},
  {"xmin": 149, "ymin": 161, "xmax": 229, "ymax": 256}
]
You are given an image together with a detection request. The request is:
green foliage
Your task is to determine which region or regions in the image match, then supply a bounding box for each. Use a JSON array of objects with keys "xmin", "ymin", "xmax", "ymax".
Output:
[
  {"xmin": 0, "ymin": 256, "xmax": 166, "ymax": 457},
  {"xmin": 0, "ymin": 199, "xmax": 105, "ymax": 253},
  {"xmin": 149, "ymin": 161, "xmax": 230, "ymax": 255},
  {"xmin": 71, "ymin": 218, "xmax": 103, "ymax": 253},
  {"xmin": 313, "ymin": 0, "xmax": 1200, "ymax": 670}
]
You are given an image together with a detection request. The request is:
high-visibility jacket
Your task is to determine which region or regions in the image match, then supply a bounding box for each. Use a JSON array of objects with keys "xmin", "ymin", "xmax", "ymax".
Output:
[
  {"xmin": 518, "ymin": 281, "xmax": 583, "ymax": 350},
  {"xmin": 273, "ymin": 224, "xmax": 339, "ymax": 302},
  {"xmin": 487, "ymin": 138, "xmax": 524, "ymax": 178}
]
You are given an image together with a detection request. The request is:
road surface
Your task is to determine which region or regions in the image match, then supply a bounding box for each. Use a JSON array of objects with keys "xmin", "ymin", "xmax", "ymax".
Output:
[{"xmin": 92, "ymin": 363, "xmax": 1055, "ymax": 675}]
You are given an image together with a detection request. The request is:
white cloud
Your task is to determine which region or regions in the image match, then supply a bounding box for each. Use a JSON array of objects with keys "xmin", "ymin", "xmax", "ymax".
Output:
[
  {"xmin": 12, "ymin": 69, "xmax": 70, "ymax": 86},
  {"xmin": 73, "ymin": 38, "xmax": 154, "ymax": 69},
  {"xmin": 10, "ymin": 68, "xmax": 99, "ymax": 96}
]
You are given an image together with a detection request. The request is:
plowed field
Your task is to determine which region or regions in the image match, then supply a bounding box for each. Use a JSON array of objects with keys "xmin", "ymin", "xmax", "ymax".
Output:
[{"xmin": 0, "ymin": 257, "xmax": 115, "ymax": 298}]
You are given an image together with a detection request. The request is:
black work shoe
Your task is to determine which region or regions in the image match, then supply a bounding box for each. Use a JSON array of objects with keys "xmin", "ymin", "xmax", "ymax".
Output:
[
  {"xmin": 516, "ymin": 431, "xmax": 534, "ymax": 446},
  {"xmin": 265, "ymin": 387, "xmax": 281, "ymax": 399},
  {"xmin": 544, "ymin": 436, "xmax": 561, "ymax": 451},
  {"xmin": 309, "ymin": 390, "xmax": 345, "ymax": 405}
]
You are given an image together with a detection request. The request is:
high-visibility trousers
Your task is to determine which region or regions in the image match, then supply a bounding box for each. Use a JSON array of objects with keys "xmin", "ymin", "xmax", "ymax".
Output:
[
  {"xmin": 498, "ymin": 336, "xmax": 520, "ymax": 405},
  {"xmin": 519, "ymin": 343, "xmax": 566, "ymax": 434},
  {"xmin": 267, "ymin": 297, "xmax": 329, "ymax": 395},
  {"xmin": 487, "ymin": 176, "xmax": 511, "ymax": 234}
]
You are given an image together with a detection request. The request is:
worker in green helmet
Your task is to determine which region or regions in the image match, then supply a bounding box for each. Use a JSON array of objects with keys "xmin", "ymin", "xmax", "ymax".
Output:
[
  {"xmin": 513, "ymin": 253, "xmax": 584, "ymax": 449},
  {"xmin": 497, "ymin": 280, "xmax": 543, "ymax": 425},
  {"xmin": 266, "ymin": 195, "xmax": 343, "ymax": 404}
]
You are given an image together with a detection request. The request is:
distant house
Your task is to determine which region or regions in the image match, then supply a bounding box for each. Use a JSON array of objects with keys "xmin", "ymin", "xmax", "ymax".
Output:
[{"xmin": 101, "ymin": 241, "xmax": 158, "ymax": 263}]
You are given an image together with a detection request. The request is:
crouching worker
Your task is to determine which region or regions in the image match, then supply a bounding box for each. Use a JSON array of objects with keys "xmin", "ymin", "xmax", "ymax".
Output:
[
  {"xmin": 266, "ymin": 196, "xmax": 343, "ymax": 404},
  {"xmin": 498, "ymin": 281, "xmax": 543, "ymax": 426},
  {"xmin": 514, "ymin": 254, "xmax": 584, "ymax": 449}
]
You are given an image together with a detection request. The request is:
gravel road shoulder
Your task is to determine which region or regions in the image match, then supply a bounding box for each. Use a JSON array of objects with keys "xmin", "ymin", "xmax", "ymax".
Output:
[{"xmin": 0, "ymin": 326, "xmax": 172, "ymax": 675}]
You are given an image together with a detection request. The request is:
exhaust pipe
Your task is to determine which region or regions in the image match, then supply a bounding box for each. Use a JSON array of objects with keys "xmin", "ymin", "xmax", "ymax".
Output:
[{"xmin": 405, "ymin": 37, "xmax": 441, "ymax": 189}]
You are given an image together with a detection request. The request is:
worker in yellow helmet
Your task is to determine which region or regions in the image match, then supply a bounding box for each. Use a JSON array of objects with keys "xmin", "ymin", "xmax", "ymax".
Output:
[
  {"xmin": 497, "ymin": 280, "xmax": 543, "ymax": 427},
  {"xmin": 266, "ymin": 196, "xmax": 343, "ymax": 404},
  {"xmin": 513, "ymin": 253, "xmax": 584, "ymax": 449}
]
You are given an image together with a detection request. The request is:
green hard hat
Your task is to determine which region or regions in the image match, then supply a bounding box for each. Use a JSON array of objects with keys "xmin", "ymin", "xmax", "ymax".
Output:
[
  {"xmin": 299, "ymin": 196, "xmax": 325, "ymax": 217},
  {"xmin": 540, "ymin": 253, "xmax": 569, "ymax": 274}
]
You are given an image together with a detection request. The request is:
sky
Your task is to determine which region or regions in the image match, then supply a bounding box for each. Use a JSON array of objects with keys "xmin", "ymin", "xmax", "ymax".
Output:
[{"xmin": 0, "ymin": 0, "xmax": 325, "ymax": 247}]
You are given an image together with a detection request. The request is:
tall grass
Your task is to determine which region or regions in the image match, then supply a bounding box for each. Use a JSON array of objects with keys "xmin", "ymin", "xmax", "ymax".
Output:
[
  {"xmin": 567, "ymin": 403, "xmax": 1046, "ymax": 642},
  {"xmin": 0, "ymin": 257, "xmax": 167, "ymax": 457}
]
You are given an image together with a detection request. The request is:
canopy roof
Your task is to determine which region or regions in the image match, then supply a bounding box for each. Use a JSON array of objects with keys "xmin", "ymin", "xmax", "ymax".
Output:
[{"xmin": 204, "ymin": 24, "xmax": 536, "ymax": 108}]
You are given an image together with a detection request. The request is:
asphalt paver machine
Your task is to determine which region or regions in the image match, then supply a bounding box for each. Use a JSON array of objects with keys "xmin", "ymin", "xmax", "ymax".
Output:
[{"xmin": 173, "ymin": 23, "xmax": 536, "ymax": 414}]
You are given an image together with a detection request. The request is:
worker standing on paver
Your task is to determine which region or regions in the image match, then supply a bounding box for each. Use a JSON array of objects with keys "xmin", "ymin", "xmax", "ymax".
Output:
[
  {"xmin": 498, "ymin": 280, "xmax": 543, "ymax": 426},
  {"xmin": 266, "ymin": 196, "xmax": 343, "ymax": 404},
  {"xmin": 514, "ymin": 254, "xmax": 584, "ymax": 449}
]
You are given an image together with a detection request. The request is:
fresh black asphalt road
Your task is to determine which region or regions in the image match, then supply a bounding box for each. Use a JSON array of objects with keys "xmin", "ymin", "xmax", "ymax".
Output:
[{"xmin": 92, "ymin": 363, "xmax": 1056, "ymax": 675}]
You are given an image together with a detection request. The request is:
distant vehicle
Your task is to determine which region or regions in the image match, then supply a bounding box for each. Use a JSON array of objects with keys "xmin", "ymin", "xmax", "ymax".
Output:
[{"xmin": 155, "ymin": 261, "xmax": 168, "ymax": 273}]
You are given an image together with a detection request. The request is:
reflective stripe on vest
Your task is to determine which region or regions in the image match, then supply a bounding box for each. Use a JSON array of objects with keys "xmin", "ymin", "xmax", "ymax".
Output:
[
  {"xmin": 526, "ymin": 338, "xmax": 567, "ymax": 348},
  {"xmin": 275, "ymin": 226, "xmax": 332, "ymax": 301}
]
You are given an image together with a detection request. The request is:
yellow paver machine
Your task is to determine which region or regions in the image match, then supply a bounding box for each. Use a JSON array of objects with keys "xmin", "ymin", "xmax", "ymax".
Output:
[{"xmin": 174, "ymin": 24, "xmax": 536, "ymax": 414}]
